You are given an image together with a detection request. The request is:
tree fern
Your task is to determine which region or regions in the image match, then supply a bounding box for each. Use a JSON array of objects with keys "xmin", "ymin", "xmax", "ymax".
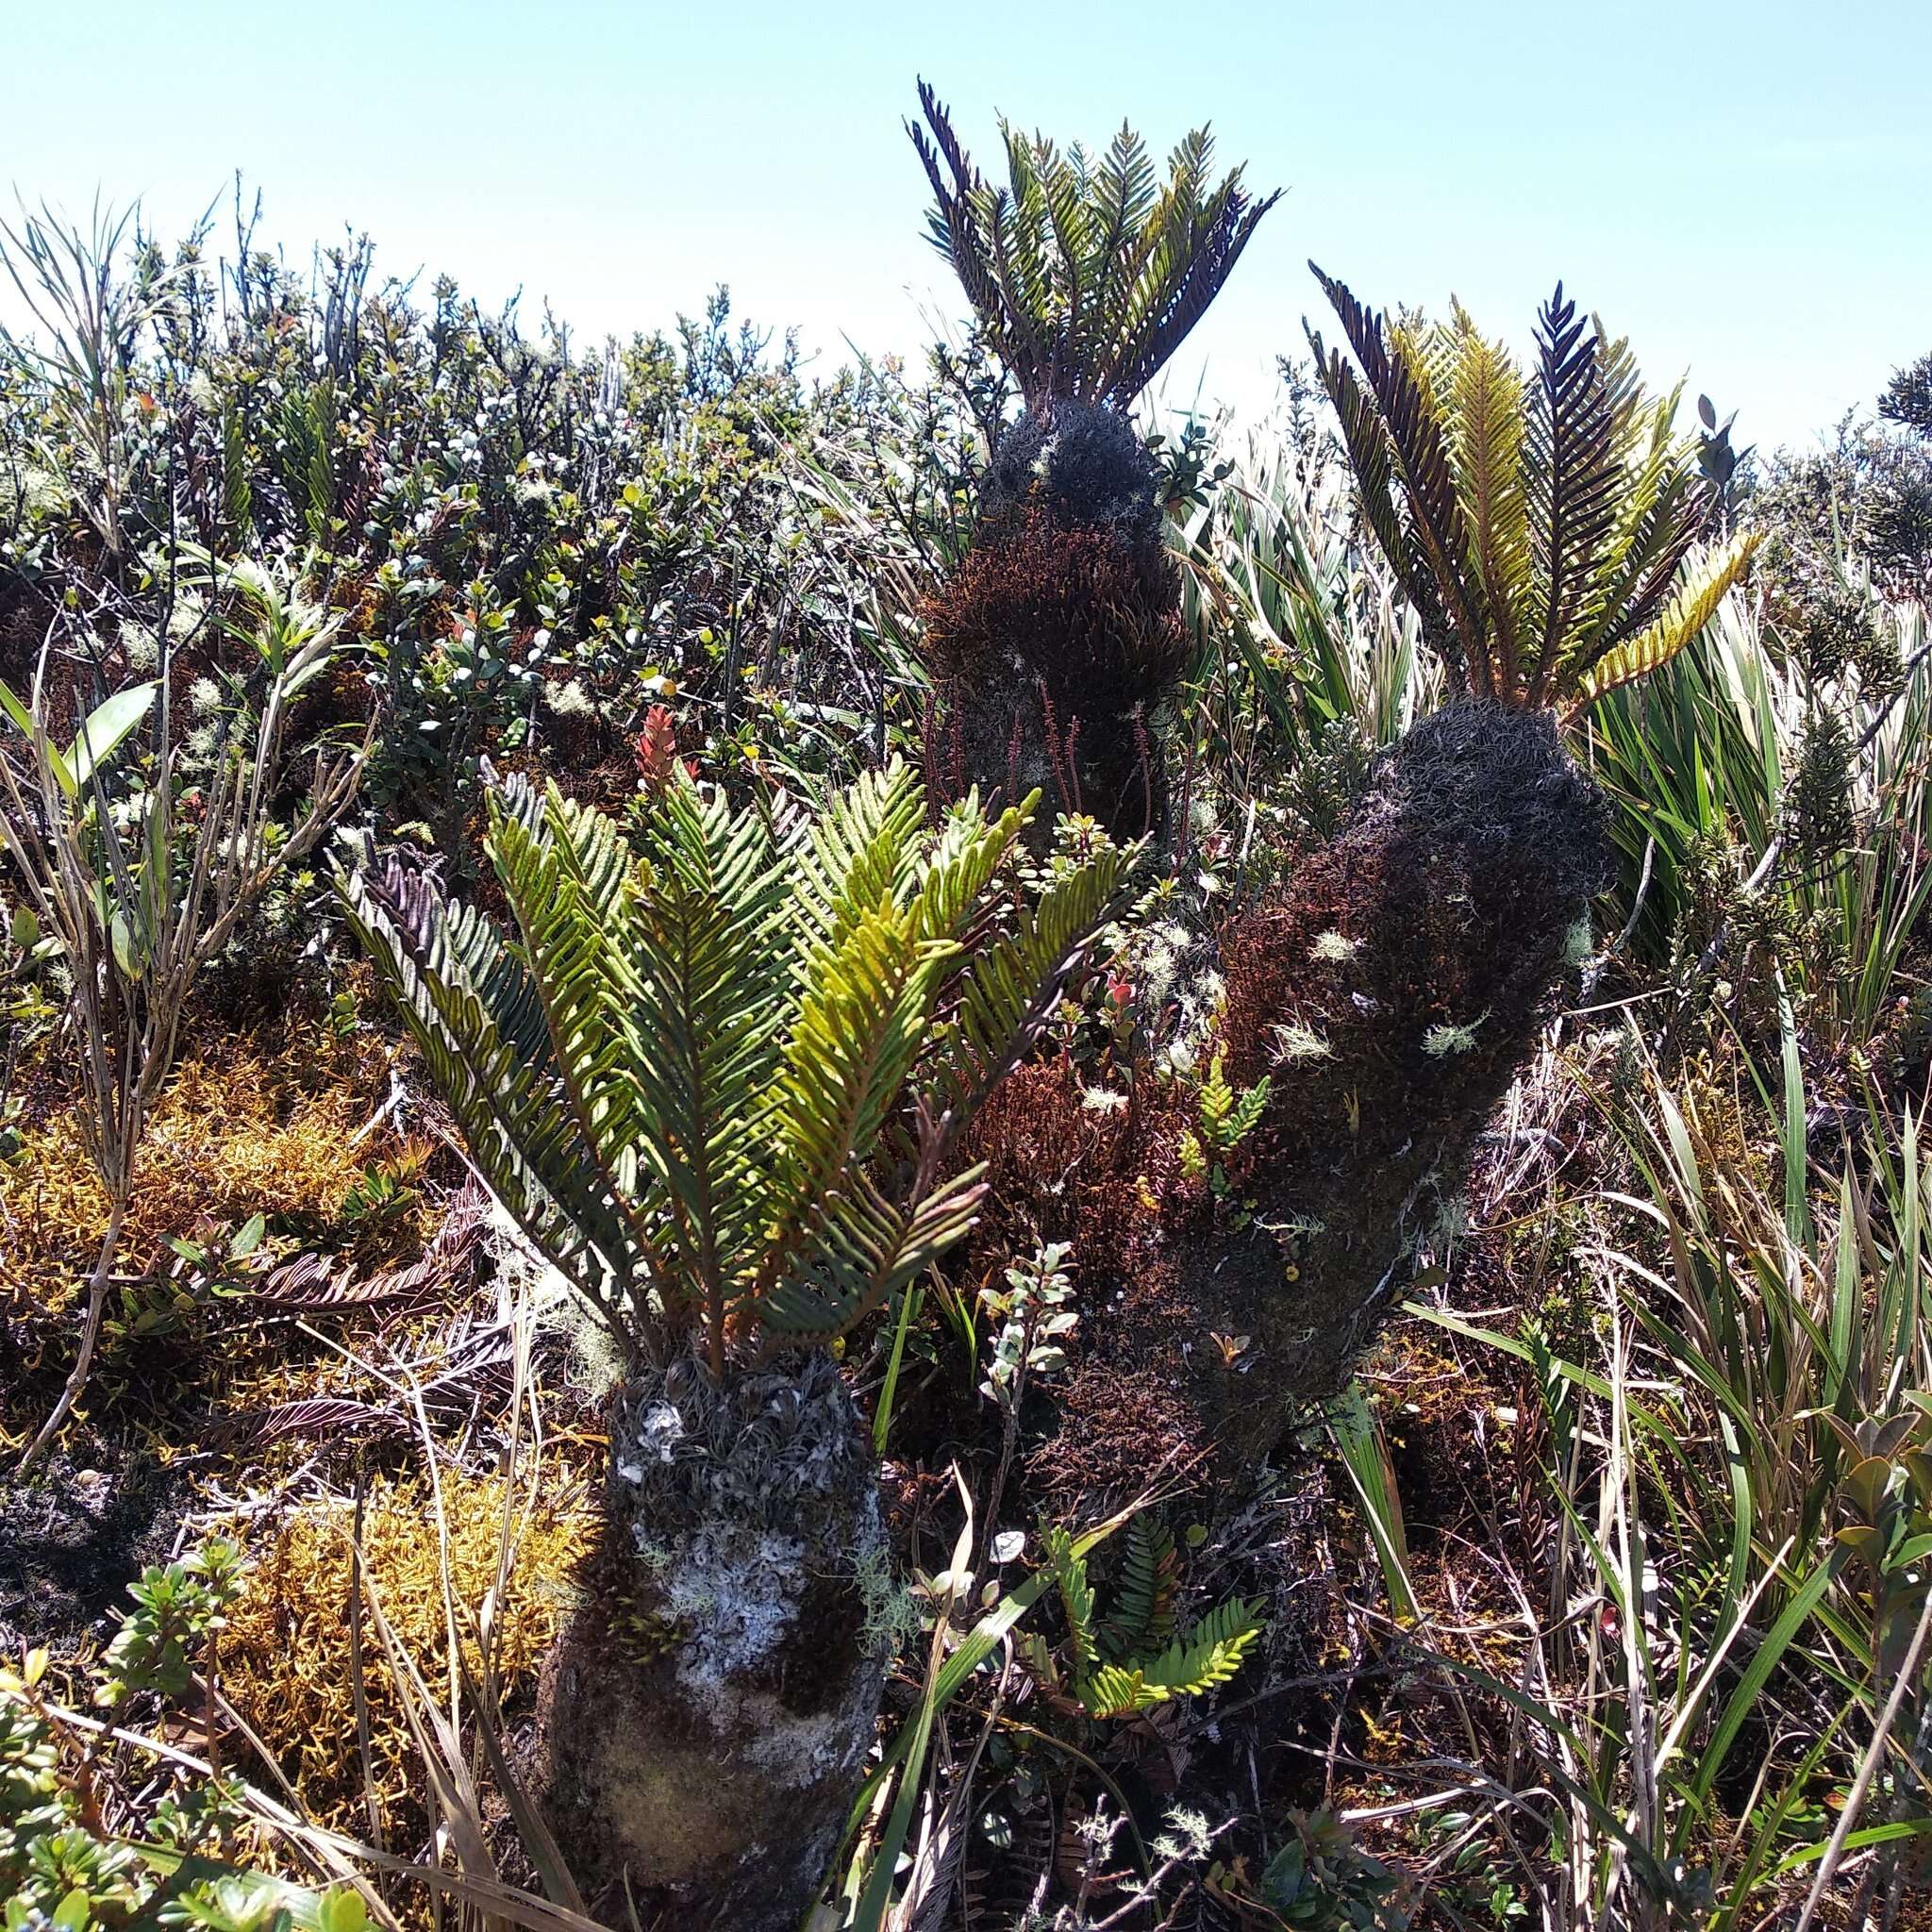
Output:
[
  {"xmin": 338, "ymin": 761, "xmax": 1131, "ymax": 1375},
  {"xmin": 1309, "ymin": 269, "xmax": 1760, "ymax": 716}
]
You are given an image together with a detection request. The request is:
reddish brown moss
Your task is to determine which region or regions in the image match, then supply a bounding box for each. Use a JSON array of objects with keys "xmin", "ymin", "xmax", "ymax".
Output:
[
  {"xmin": 920, "ymin": 500, "xmax": 1185, "ymax": 842},
  {"xmin": 924, "ymin": 503, "xmax": 1185, "ymax": 718}
]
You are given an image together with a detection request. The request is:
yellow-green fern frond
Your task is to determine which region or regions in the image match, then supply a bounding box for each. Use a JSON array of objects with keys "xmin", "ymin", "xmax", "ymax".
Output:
[
  {"xmin": 1444, "ymin": 320, "xmax": 1533, "ymax": 693},
  {"xmin": 1565, "ymin": 530, "xmax": 1763, "ymax": 721}
]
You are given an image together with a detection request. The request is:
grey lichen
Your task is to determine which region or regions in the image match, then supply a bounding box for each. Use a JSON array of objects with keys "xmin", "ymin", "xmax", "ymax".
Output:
[{"xmin": 605, "ymin": 1346, "xmax": 888, "ymax": 1741}]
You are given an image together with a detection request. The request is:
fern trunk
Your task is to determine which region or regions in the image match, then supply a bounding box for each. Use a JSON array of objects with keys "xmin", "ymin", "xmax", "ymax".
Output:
[
  {"xmin": 967, "ymin": 703, "xmax": 1609, "ymax": 1504},
  {"xmin": 924, "ymin": 399, "xmax": 1185, "ymax": 848},
  {"xmin": 534, "ymin": 1350, "xmax": 888, "ymax": 1928},
  {"xmin": 1188, "ymin": 703, "xmax": 1610, "ymax": 1457}
]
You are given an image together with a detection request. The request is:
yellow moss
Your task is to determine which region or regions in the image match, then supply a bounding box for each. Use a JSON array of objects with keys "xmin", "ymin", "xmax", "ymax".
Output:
[
  {"xmin": 0, "ymin": 1027, "xmax": 404, "ymax": 1313},
  {"xmin": 219, "ymin": 1469, "xmax": 594, "ymax": 1836}
]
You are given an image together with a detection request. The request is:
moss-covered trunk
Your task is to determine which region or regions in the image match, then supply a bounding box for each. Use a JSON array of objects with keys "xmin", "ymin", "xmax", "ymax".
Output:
[{"xmin": 957, "ymin": 702, "xmax": 1609, "ymax": 1504}]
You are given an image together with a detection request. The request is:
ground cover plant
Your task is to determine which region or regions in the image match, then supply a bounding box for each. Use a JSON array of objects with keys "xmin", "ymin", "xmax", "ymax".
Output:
[{"xmin": 3, "ymin": 82, "xmax": 1931, "ymax": 1932}]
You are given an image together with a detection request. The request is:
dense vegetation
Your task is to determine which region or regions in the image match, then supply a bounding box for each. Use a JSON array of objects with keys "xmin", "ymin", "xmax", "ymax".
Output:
[{"xmin": 3, "ymin": 92, "xmax": 1930, "ymax": 1932}]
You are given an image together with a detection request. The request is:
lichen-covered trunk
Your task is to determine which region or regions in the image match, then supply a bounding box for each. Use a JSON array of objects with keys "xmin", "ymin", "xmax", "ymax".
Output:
[{"xmin": 534, "ymin": 1352, "xmax": 887, "ymax": 1929}]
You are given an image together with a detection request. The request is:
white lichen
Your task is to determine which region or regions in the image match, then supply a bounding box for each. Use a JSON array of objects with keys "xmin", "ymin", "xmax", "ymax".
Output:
[
  {"xmin": 1422, "ymin": 1012, "xmax": 1489, "ymax": 1058},
  {"xmin": 1273, "ymin": 1022, "xmax": 1333, "ymax": 1063}
]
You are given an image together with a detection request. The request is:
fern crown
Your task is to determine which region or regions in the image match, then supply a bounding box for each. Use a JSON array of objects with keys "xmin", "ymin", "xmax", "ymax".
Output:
[
  {"xmin": 339, "ymin": 760, "xmax": 1131, "ymax": 1378},
  {"xmin": 910, "ymin": 81, "xmax": 1278, "ymax": 411},
  {"xmin": 1307, "ymin": 267, "xmax": 1762, "ymax": 720}
]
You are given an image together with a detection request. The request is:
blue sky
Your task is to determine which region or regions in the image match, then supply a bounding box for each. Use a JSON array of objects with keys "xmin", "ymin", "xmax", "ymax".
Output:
[{"xmin": 4, "ymin": 0, "xmax": 1926, "ymax": 451}]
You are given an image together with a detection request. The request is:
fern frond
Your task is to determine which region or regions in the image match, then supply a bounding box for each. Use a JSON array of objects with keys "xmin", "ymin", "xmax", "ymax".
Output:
[
  {"xmin": 626, "ymin": 778, "xmax": 792, "ymax": 1342},
  {"xmin": 487, "ymin": 784, "xmax": 652, "ymax": 1228},
  {"xmin": 346, "ymin": 757, "xmax": 1100, "ymax": 1370},
  {"xmin": 1307, "ymin": 331, "xmax": 1457, "ymax": 682},
  {"xmin": 1444, "ymin": 315, "xmax": 1533, "ymax": 695},
  {"xmin": 1521, "ymin": 285, "xmax": 1622, "ymax": 704},
  {"xmin": 1311, "ymin": 265, "xmax": 1488, "ymax": 691},
  {"xmin": 762, "ymin": 1158, "xmax": 984, "ymax": 1339},
  {"xmin": 336, "ymin": 855, "xmax": 641, "ymax": 1337},
  {"xmin": 1566, "ymin": 531, "xmax": 1762, "ymax": 721},
  {"xmin": 1132, "ymin": 1596, "xmax": 1263, "ymax": 1701},
  {"xmin": 1045, "ymin": 1526, "xmax": 1101, "ymax": 1677},
  {"xmin": 910, "ymin": 86, "xmax": 1274, "ymax": 407},
  {"xmin": 791, "ymin": 758, "xmax": 931, "ymax": 955},
  {"xmin": 929, "ymin": 836, "xmax": 1136, "ymax": 1120},
  {"xmin": 1100, "ymin": 1513, "xmax": 1177, "ymax": 1660}
]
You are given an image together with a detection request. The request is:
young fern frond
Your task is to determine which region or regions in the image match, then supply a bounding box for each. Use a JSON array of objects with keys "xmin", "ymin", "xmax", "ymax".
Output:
[
  {"xmin": 340, "ymin": 760, "xmax": 1127, "ymax": 1374},
  {"xmin": 1044, "ymin": 1527, "xmax": 1102, "ymax": 1677},
  {"xmin": 1567, "ymin": 531, "xmax": 1764, "ymax": 719},
  {"xmin": 1082, "ymin": 1596, "xmax": 1263, "ymax": 1716},
  {"xmin": 1100, "ymin": 1513, "xmax": 1178, "ymax": 1661},
  {"xmin": 1041, "ymin": 1516, "xmax": 1260, "ymax": 1719}
]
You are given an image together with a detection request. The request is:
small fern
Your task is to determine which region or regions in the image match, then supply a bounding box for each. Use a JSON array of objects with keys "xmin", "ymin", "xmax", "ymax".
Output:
[
  {"xmin": 1040, "ymin": 1519, "xmax": 1260, "ymax": 1719},
  {"xmin": 1179, "ymin": 1051, "xmax": 1271, "ymax": 1191}
]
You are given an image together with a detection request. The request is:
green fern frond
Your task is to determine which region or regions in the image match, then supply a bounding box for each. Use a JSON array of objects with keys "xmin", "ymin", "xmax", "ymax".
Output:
[
  {"xmin": 1100, "ymin": 1513, "xmax": 1177, "ymax": 1660},
  {"xmin": 1443, "ymin": 316, "xmax": 1533, "ymax": 694},
  {"xmin": 929, "ymin": 833, "xmax": 1136, "ymax": 1120},
  {"xmin": 1045, "ymin": 1525, "xmax": 1101, "ymax": 1677},
  {"xmin": 336, "ymin": 855, "xmax": 642, "ymax": 1339},
  {"xmin": 343, "ymin": 757, "xmax": 1120, "ymax": 1372},
  {"xmin": 1081, "ymin": 1597, "xmax": 1261, "ymax": 1716},
  {"xmin": 625, "ymin": 777, "xmax": 792, "ymax": 1339}
]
